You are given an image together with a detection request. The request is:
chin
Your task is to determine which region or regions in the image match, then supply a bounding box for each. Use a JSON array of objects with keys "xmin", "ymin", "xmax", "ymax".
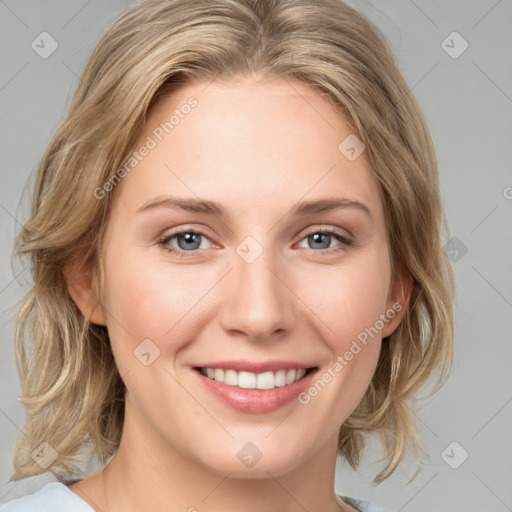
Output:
[{"xmin": 192, "ymin": 438, "xmax": 313, "ymax": 479}]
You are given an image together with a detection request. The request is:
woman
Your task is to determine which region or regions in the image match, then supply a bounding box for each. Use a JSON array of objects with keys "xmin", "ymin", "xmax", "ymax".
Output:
[{"xmin": 1, "ymin": 0, "xmax": 454, "ymax": 511}]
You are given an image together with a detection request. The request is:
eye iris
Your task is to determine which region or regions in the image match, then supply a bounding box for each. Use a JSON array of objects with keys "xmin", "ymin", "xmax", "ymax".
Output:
[
  {"xmin": 170, "ymin": 231, "xmax": 340, "ymax": 252},
  {"xmin": 177, "ymin": 232, "xmax": 201, "ymax": 250},
  {"xmin": 309, "ymin": 232, "xmax": 331, "ymax": 250}
]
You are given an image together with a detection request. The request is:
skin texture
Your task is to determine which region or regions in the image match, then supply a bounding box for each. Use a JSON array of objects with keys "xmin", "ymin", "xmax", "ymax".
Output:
[{"xmin": 67, "ymin": 76, "xmax": 410, "ymax": 512}]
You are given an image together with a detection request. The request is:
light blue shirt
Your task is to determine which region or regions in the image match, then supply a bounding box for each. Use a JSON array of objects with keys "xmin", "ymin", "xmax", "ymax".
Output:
[{"xmin": 0, "ymin": 481, "xmax": 391, "ymax": 512}]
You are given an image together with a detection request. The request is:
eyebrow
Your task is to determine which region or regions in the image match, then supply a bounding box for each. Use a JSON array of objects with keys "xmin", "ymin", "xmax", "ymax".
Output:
[{"xmin": 135, "ymin": 195, "xmax": 373, "ymax": 220}]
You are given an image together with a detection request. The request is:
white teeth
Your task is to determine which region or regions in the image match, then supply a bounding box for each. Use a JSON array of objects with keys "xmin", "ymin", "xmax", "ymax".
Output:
[
  {"xmin": 224, "ymin": 369, "xmax": 238, "ymax": 386},
  {"xmin": 274, "ymin": 369, "xmax": 287, "ymax": 387},
  {"xmin": 256, "ymin": 371, "xmax": 275, "ymax": 390},
  {"xmin": 200, "ymin": 367, "xmax": 309, "ymax": 389},
  {"xmin": 238, "ymin": 371, "xmax": 256, "ymax": 389},
  {"xmin": 296, "ymin": 368, "xmax": 306, "ymax": 380},
  {"xmin": 285, "ymin": 369, "xmax": 296, "ymax": 385}
]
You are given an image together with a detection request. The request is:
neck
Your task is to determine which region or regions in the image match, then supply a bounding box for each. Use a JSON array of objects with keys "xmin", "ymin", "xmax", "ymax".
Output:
[{"xmin": 96, "ymin": 396, "xmax": 351, "ymax": 512}]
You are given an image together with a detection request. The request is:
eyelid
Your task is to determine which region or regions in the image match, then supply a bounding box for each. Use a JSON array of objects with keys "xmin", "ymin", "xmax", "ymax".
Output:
[
  {"xmin": 158, "ymin": 223, "xmax": 354, "ymax": 258},
  {"xmin": 159, "ymin": 224, "xmax": 352, "ymax": 246},
  {"xmin": 294, "ymin": 226, "xmax": 353, "ymax": 255},
  {"xmin": 160, "ymin": 224, "xmax": 216, "ymax": 241},
  {"xmin": 158, "ymin": 225, "xmax": 217, "ymax": 250},
  {"xmin": 299, "ymin": 224, "xmax": 353, "ymax": 241}
]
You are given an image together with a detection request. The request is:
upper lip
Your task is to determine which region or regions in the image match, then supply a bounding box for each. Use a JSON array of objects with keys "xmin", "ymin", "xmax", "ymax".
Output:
[{"xmin": 193, "ymin": 360, "xmax": 317, "ymax": 373}]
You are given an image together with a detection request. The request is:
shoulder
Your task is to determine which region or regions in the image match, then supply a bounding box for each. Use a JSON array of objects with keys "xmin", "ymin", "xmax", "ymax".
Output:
[
  {"xmin": 338, "ymin": 494, "xmax": 392, "ymax": 512},
  {"xmin": 0, "ymin": 482, "xmax": 94, "ymax": 512},
  {"xmin": 1, "ymin": 484, "xmax": 391, "ymax": 512}
]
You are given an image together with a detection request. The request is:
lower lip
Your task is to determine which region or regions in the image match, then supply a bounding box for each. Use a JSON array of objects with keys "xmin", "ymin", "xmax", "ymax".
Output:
[{"xmin": 193, "ymin": 368, "xmax": 317, "ymax": 414}]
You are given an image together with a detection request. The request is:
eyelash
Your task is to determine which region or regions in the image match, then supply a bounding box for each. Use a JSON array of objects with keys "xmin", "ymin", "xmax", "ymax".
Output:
[{"xmin": 158, "ymin": 227, "xmax": 353, "ymax": 258}]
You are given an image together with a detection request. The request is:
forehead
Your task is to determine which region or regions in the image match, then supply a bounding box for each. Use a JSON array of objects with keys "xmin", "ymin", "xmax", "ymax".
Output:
[{"xmin": 113, "ymin": 76, "xmax": 384, "ymax": 224}]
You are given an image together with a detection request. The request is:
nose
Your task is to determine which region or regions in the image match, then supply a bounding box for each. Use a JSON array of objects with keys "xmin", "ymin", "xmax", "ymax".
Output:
[{"xmin": 217, "ymin": 247, "xmax": 297, "ymax": 342}]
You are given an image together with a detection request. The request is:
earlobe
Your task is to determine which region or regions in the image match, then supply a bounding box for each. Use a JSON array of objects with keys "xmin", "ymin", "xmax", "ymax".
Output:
[
  {"xmin": 64, "ymin": 259, "xmax": 107, "ymax": 326},
  {"xmin": 382, "ymin": 271, "xmax": 413, "ymax": 338}
]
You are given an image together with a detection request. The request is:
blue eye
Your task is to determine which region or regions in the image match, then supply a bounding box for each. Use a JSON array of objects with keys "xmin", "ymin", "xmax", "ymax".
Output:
[
  {"xmin": 298, "ymin": 228, "xmax": 352, "ymax": 252},
  {"xmin": 159, "ymin": 231, "xmax": 210, "ymax": 257},
  {"xmin": 158, "ymin": 227, "xmax": 352, "ymax": 258}
]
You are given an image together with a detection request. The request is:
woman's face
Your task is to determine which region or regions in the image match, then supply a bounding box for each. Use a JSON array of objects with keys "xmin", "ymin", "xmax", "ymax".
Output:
[{"xmin": 82, "ymin": 76, "xmax": 405, "ymax": 477}]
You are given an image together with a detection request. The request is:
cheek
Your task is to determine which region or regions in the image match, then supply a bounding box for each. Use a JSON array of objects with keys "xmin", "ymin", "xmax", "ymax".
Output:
[
  {"xmin": 295, "ymin": 262, "xmax": 390, "ymax": 419},
  {"xmin": 100, "ymin": 250, "xmax": 218, "ymax": 365},
  {"xmin": 304, "ymin": 253, "xmax": 391, "ymax": 348}
]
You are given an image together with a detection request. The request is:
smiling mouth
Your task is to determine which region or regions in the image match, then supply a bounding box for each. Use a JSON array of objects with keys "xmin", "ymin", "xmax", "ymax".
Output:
[{"xmin": 194, "ymin": 367, "xmax": 317, "ymax": 390}]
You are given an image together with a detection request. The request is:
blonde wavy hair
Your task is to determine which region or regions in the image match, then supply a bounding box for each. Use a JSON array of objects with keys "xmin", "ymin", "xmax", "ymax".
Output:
[{"xmin": 11, "ymin": 0, "xmax": 454, "ymax": 485}]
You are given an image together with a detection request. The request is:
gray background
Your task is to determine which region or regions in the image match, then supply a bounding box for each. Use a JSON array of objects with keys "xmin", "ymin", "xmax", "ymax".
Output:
[{"xmin": 1, "ymin": 1, "xmax": 511, "ymax": 511}]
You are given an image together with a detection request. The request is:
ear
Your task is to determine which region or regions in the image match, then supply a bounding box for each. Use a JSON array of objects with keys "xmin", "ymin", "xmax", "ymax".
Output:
[
  {"xmin": 381, "ymin": 270, "xmax": 413, "ymax": 338},
  {"xmin": 64, "ymin": 256, "xmax": 107, "ymax": 326}
]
